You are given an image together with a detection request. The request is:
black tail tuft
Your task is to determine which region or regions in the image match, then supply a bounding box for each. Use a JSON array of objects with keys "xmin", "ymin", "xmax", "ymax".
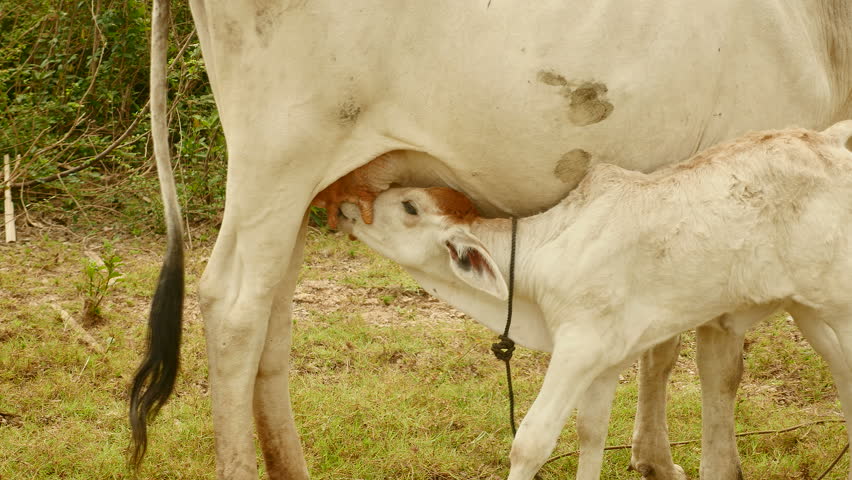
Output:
[
  {"xmin": 131, "ymin": 0, "xmax": 183, "ymax": 470},
  {"xmin": 128, "ymin": 240, "xmax": 184, "ymax": 469}
]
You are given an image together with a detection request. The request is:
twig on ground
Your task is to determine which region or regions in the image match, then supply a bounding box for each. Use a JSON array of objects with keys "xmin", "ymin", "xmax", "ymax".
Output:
[
  {"xmin": 50, "ymin": 304, "xmax": 103, "ymax": 353},
  {"xmin": 544, "ymin": 418, "xmax": 847, "ymax": 465},
  {"xmin": 728, "ymin": 418, "xmax": 846, "ymax": 438},
  {"xmin": 816, "ymin": 442, "xmax": 849, "ymax": 480},
  {"xmin": 79, "ymin": 356, "xmax": 91, "ymax": 376}
]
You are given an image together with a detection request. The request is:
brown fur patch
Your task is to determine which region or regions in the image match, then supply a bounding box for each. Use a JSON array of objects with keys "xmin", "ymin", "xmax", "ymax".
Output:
[
  {"xmin": 672, "ymin": 128, "xmax": 824, "ymax": 173},
  {"xmin": 426, "ymin": 187, "xmax": 479, "ymax": 223}
]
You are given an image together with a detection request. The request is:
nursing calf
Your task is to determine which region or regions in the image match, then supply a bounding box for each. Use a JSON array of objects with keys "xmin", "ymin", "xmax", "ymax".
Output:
[{"xmin": 337, "ymin": 121, "xmax": 852, "ymax": 480}]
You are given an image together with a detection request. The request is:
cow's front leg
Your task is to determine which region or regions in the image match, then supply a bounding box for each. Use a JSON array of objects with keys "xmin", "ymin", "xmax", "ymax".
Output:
[
  {"xmin": 630, "ymin": 336, "xmax": 687, "ymax": 480},
  {"xmin": 696, "ymin": 323, "xmax": 745, "ymax": 480},
  {"xmin": 507, "ymin": 327, "xmax": 621, "ymax": 480}
]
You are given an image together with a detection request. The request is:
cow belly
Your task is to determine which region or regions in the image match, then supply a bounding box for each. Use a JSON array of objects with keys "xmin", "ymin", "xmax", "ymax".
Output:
[
  {"xmin": 327, "ymin": 1, "xmax": 835, "ymax": 215},
  {"xmin": 194, "ymin": 0, "xmax": 838, "ymax": 217}
]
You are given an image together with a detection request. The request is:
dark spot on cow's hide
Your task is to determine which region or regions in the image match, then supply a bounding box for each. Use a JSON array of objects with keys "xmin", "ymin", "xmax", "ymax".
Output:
[
  {"xmin": 554, "ymin": 149, "xmax": 592, "ymax": 187},
  {"xmin": 845, "ymin": 135, "xmax": 852, "ymax": 152},
  {"xmin": 568, "ymin": 82, "xmax": 614, "ymax": 126},
  {"xmin": 537, "ymin": 71, "xmax": 615, "ymax": 126},
  {"xmin": 338, "ymin": 100, "xmax": 361, "ymax": 124},
  {"xmin": 537, "ymin": 70, "xmax": 569, "ymax": 87},
  {"xmin": 253, "ymin": 0, "xmax": 286, "ymax": 45},
  {"xmin": 224, "ymin": 19, "xmax": 243, "ymax": 50}
]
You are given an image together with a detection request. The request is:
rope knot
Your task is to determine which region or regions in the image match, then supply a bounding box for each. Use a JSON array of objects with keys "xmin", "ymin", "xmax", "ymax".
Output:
[{"xmin": 491, "ymin": 335, "xmax": 515, "ymax": 362}]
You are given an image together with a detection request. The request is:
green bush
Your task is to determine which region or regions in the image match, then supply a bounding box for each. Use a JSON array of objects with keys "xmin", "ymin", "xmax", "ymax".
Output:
[
  {"xmin": 75, "ymin": 240, "xmax": 122, "ymax": 324},
  {"xmin": 1, "ymin": 0, "xmax": 227, "ymax": 231}
]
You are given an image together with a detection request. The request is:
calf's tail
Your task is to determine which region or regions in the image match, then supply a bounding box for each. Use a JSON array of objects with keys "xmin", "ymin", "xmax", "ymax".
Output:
[{"xmin": 128, "ymin": 0, "xmax": 185, "ymax": 469}]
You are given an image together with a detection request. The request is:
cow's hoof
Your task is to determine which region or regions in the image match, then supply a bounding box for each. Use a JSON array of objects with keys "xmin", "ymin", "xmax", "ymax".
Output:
[{"xmin": 628, "ymin": 461, "xmax": 688, "ymax": 480}]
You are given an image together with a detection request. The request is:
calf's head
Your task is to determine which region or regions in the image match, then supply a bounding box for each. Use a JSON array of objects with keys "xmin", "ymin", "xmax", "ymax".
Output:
[{"xmin": 338, "ymin": 187, "xmax": 509, "ymax": 300}]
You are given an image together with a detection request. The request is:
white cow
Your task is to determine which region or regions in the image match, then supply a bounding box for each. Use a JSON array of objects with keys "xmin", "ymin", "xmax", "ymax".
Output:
[
  {"xmin": 129, "ymin": 0, "xmax": 852, "ymax": 479},
  {"xmin": 337, "ymin": 122, "xmax": 852, "ymax": 480}
]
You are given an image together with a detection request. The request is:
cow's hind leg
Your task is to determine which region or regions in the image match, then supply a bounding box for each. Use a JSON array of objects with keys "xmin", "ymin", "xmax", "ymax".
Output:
[
  {"xmin": 253, "ymin": 215, "xmax": 311, "ymax": 480},
  {"xmin": 201, "ymin": 185, "xmax": 314, "ymax": 479},
  {"xmin": 630, "ymin": 336, "xmax": 687, "ymax": 480}
]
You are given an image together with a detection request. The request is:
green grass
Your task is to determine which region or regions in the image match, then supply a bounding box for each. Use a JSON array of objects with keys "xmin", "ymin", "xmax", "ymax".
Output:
[{"xmin": 0, "ymin": 230, "xmax": 847, "ymax": 479}]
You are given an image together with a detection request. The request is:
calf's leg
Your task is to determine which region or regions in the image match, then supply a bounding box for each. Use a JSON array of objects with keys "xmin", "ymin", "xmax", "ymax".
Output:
[
  {"xmin": 696, "ymin": 323, "xmax": 745, "ymax": 480},
  {"xmin": 507, "ymin": 325, "xmax": 625, "ymax": 480},
  {"xmin": 630, "ymin": 335, "xmax": 687, "ymax": 480},
  {"xmin": 575, "ymin": 367, "xmax": 621, "ymax": 480}
]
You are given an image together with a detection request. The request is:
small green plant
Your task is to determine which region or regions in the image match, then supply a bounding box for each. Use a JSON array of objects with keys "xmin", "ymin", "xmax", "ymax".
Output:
[{"xmin": 75, "ymin": 241, "xmax": 123, "ymax": 325}]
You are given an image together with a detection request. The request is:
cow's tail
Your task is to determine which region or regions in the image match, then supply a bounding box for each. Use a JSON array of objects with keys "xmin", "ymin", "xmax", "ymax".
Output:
[{"xmin": 128, "ymin": 0, "xmax": 184, "ymax": 470}]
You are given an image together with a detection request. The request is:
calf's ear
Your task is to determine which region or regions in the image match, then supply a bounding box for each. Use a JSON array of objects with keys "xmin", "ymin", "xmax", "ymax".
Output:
[{"xmin": 444, "ymin": 230, "xmax": 509, "ymax": 300}]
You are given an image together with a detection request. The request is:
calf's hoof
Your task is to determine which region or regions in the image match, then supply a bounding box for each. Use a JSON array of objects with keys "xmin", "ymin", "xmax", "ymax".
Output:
[{"xmin": 628, "ymin": 461, "xmax": 687, "ymax": 480}]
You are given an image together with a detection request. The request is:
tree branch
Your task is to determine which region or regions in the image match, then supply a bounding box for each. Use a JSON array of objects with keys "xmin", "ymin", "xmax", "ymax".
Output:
[
  {"xmin": 13, "ymin": 106, "xmax": 147, "ymax": 188},
  {"xmin": 11, "ymin": 29, "xmax": 197, "ymax": 189}
]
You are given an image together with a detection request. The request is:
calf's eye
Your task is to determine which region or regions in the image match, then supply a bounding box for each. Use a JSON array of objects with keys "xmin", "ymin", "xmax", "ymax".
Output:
[{"xmin": 402, "ymin": 201, "xmax": 418, "ymax": 215}]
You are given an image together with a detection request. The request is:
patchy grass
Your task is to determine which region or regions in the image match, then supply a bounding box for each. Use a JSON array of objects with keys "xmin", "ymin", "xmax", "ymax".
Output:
[{"xmin": 0, "ymin": 229, "xmax": 847, "ymax": 479}]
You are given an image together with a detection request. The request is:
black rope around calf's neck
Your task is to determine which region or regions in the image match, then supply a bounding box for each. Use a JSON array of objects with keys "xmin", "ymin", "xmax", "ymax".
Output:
[{"xmin": 491, "ymin": 216, "xmax": 518, "ymax": 436}]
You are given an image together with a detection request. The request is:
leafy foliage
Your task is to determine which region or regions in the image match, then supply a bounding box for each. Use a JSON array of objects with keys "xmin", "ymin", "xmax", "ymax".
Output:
[{"xmin": 0, "ymin": 0, "xmax": 227, "ymax": 231}]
